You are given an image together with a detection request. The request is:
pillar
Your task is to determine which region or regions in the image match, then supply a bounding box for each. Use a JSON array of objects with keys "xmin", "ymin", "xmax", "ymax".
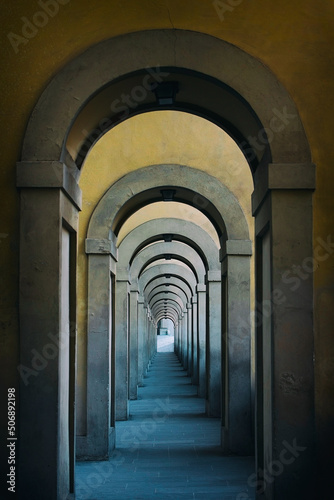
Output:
[
  {"xmin": 17, "ymin": 162, "xmax": 81, "ymax": 499},
  {"xmin": 192, "ymin": 296, "xmax": 199, "ymax": 385},
  {"xmin": 144, "ymin": 305, "xmax": 149, "ymax": 374},
  {"xmin": 137, "ymin": 295, "xmax": 145, "ymax": 386},
  {"xmin": 129, "ymin": 287, "xmax": 139, "ymax": 400},
  {"xmin": 115, "ymin": 278, "xmax": 130, "ymax": 421},
  {"xmin": 174, "ymin": 321, "xmax": 178, "ymax": 356},
  {"xmin": 177, "ymin": 318, "xmax": 182, "ymax": 361},
  {"xmin": 197, "ymin": 284, "xmax": 206, "ymax": 397},
  {"xmin": 182, "ymin": 309, "xmax": 188, "ymax": 370},
  {"xmin": 148, "ymin": 316, "xmax": 156, "ymax": 360},
  {"xmin": 206, "ymin": 271, "xmax": 221, "ymax": 417},
  {"xmin": 221, "ymin": 240, "xmax": 253, "ymax": 455},
  {"xmin": 252, "ymin": 163, "xmax": 316, "ymax": 499},
  {"xmin": 175, "ymin": 320, "xmax": 181, "ymax": 358},
  {"xmin": 187, "ymin": 302, "xmax": 193, "ymax": 376}
]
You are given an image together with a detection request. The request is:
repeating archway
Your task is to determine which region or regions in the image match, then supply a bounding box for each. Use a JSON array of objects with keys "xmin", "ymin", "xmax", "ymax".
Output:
[
  {"xmin": 118, "ymin": 218, "xmax": 221, "ymax": 400},
  {"xmin": 16, "ymin": 29, "xmax": 315, "ymax": 500},
  {"xmin": 117, "ymin": 218, "xmax": 220, "ymax": 272},
  {"xmin": 129, "ymin": 241, "xmax": 206, "ymax": 282},
  {"xmin": 84, "ymin": 163, "xmax": 252, "ymax": 454}
]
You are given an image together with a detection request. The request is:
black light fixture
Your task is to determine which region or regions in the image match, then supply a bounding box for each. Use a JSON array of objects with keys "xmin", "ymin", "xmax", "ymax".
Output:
[
  {"xmin": 160, "ymin": 189, "xmax": 176, "ymax": 202},
  {"xmin": 152, "ymin": 81, "xmax": 179, "ymax": 106},
  {"xmin": 164, "ymin": 254, "xmax": 172, "ymax": 261},
  {"xmin": 163, "ymin": 234, "xmax": 173, "ymax": 242}
]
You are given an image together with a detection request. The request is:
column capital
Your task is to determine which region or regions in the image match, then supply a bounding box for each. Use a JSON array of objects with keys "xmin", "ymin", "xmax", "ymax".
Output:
[
  {"xmin": 206, "ymin": 270, "xmax": 221, "ymax": 282},
  {"xmin": 252, "ymin": 162, "xmax": 316, "ymax": 215},
  {"xmin": 16, "ymin": 161, "xmax": 82, "ymax": 210},
  {"xmin": 86, "ymin": 237, "xmax": 118, "ymax": 261},
  {"xmin": 220, "ymin": 240, "xmax": 252, "ymax": 261},
  {"xmin": 130, "ymin": 280, "xmax": 139, "ymax": 293},
  {"xmin": 115, "ymin": 267, "xmax": 131, "ymax": 282},
  {"xmin": 116, "ymin": 279, "xmax": 131, "ymax": 294},
  {"xmin": 196, "ymin": 284, "xmax": 206, "ymax": 293}
]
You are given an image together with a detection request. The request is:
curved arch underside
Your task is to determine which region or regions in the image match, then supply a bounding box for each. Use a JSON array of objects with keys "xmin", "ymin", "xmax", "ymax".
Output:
[
  {"xmin": 87, "ymin": 164, "xmax": 250, "ymax": 240},
  {"xmin": 22, "ymin": 29, "xmax": 311, "ymax": 178}
]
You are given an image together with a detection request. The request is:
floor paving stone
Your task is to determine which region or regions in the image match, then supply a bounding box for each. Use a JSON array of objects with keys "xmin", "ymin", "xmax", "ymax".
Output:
[{"xmin": 76, "ymin": 352, "xmax": 255, "ymax": 499}]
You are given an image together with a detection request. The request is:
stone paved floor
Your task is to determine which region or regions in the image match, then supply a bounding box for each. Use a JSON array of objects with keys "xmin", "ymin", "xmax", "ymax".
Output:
[{"xmin": 76, "ymin": 352, "xmax": 255, "ymax": 499}]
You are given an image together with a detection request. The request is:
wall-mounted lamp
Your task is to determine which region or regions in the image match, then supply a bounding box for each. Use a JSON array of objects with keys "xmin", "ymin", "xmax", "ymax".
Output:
[
  {"xmin": 160, "ymin": 189, "xmax": 176, "ymax": 202},
  {"xmin": 163, "ymin": 234, "xmax": 173, "ymax": 242},
  {"xmin": 152, "ymin": 81, "xmax": 179, "ymax": 106}
]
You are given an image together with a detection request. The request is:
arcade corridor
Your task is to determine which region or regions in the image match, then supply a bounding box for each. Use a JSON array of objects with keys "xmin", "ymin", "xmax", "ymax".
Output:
[
  {"xmin": 4, "ymin": 15, "xmax": 329, "ymax": 499},
  {"xmin": 76, "ymin": 351, "xmax": 255, "ymax": 499}
]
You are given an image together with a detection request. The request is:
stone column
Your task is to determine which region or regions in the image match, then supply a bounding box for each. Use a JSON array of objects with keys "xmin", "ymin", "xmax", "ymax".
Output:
[
  {"xmin": 252, "ymin": 163, "xmax": 316, "ymax": 499},
  {"xmin": 137, "ymin": 295, "xmax": 145, "ymax": 386},
  {"xmin": 181, "ymin": 309, "xmax": 188, "ymax": 370},
  {"xmin": 197, "ymin": 284, "xmax": 206, "ymax": 397},
  {"xmin": 176, "ymin": 320, "xmax": 182, "ymax": 358},
  {"xmin": 221, "ymin": 240, "xmax": 253, "ymax": 455},
  {"xmin": 115, "ymin": 278, "xmax": 130, "ymax": 421},
  {"xmin": 148, "ymin": 315, "xmax": 155, "ymax": 361},
  {"xmin": 129, "ymin": 287, "xmax": 139, "ymax": 400},
  {"xmin": 187, "ymin": 302, "xmax": 193, "ymax": 377},
  {"xmin": 146, "ymin": 311, "xmax": 151, "ymax": 368},
  {"xmin": 174, "ymin": 322, "xmax": 179, "ymax": 357},
  {"xmin": 206, "ymin": 271, "xmax": 221, "ymax": 417},
  {"xmin": 143, "ymin": 305, "xmax": 149, "ymax": 375},
  {"xmin": 16, "ymin": 162, "xmax": 81, "ymax": 499},
  {"xmin": 192, "ymin": 296, "xmax": 199, "ymax": 385},
  {"xmin": 82, "ymin": 251, "xmax": 116, "ymax": 460},
  {"xmin": 152, "ymin": 319, "xmax": 157, "ymax": 358}
]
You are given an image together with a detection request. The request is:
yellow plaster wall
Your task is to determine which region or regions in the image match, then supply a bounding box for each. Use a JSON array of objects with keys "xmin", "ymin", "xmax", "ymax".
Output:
[{"xmin": 1, "ymin": 0, "xmax": 333, "ymax": 451}]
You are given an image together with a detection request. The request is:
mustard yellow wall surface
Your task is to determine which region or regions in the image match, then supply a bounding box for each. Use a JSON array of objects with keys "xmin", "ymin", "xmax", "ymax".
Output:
[{"xmin": 1, "ymin": 0, "xmax": 333, "ymax": 460}]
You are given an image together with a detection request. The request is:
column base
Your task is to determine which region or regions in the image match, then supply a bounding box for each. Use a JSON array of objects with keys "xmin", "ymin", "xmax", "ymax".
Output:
[{"xmin": 76, "ymin": 427, "xmax": 115, "ymax": 461}]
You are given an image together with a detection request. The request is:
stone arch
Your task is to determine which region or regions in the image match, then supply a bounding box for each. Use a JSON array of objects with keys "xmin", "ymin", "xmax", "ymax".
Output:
[
  {"xmin": 87, "ymin": 164, "xmax": 249, "ymax": 241},
  {"xmin": 129, "ymin": 241, "xmax": 206, "ymax": 283},
  {"xmin": 145, "ymin": 277, "xmax": 192, "ymax": 303},
  {"xmin": 147, "ymin": 284, "xmax": 188, "ymax": 307},
  {"xmin": 151, "ymin": 293, "xmax": 184, "ymax": 316},
  {"xmin": 20, "ymin": 30, "xmax": 311, "ymax": 170},
  {"xmin": 117, "ymin": 218, "xmax": 220, "ymax": 272}
]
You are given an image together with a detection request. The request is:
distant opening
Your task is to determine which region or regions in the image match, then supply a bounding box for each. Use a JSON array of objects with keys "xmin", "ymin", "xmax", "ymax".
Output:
[{"xmin": 157, "ymin": 319, "xmax": 175, "ymax": 352}]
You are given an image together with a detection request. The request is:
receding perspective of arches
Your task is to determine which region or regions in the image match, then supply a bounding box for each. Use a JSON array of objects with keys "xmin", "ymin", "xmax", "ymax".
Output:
[
  {"xmin": 82, "ymin": 163, "xmax": 252, "ymax": 450},
  {"xmin": 14, "ymin": 29, "xmax": 318, "ymax": 500}
]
